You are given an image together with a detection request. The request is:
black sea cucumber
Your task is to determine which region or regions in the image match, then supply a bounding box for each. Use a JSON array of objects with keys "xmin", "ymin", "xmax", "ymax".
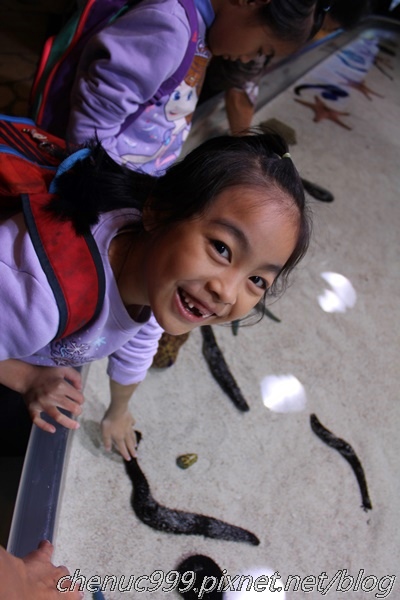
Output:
[
  {"xmin": 231, "ymin": 305, "xmax": 281, "ymax": 336},
  {"xmin": 310, "ymin": 414, "xmax": 372, "ymax": 511},
  {"xmin": 176, "ymin": 555, "xmax": 223, "ymax": 599},
  {"xmin": 124, "ymin": 433, "xmax": 259, "ymax": 545},
  {"xmin": 200, "ymin": 325, "xmax": 249, "ymax": 412},
  {"xmin": 259, "ymin": 305, "xmax": 281, "ymax": 322}
]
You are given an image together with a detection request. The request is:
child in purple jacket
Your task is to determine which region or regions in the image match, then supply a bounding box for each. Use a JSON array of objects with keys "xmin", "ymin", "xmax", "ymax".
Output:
[
  {"xmin": 62, "ymin": 0, "xmax": 320, "ymax": 174},
  {"xmin": 0, "ymin": 132, "xmax": 310, "ymax": 459}
]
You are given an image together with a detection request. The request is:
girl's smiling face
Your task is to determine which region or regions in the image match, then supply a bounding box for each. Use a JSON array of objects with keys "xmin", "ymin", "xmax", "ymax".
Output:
[{"xmin": 141, "ymin": 186, "xmax": 300, "ymax": 335}]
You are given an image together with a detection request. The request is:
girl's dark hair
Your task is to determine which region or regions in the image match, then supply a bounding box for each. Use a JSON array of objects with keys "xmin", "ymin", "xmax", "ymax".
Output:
[
  {"xmin": 258, "ymin": 0, "xmax": 371, "ymax": 43},
  {"xmin": 48, "ymin": 145, "xmax": 154, "ymax": 233},
  {"xmin": 330, "ymin": 0, "xmax": 371, "ymax": 29},
  {"xmin": 258, "ymin": 0, "xmax": 318, "ymax": 43},
  {"xmin": 51, "ymin": 131, "xmax": 311, "ymax": 302}
]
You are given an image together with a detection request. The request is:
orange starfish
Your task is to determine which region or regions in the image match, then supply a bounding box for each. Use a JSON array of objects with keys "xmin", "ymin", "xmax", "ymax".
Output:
[
  {"xmin": 340, "ymin": 75, "xmax": 384, "ymax": 101},
  {"xmin": 294, "ymin": 95, "xmax": 352, "ymax": 130}
]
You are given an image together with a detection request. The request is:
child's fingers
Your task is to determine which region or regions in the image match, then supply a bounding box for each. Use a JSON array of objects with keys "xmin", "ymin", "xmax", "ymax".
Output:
[
  {"xmin": 102, "ymin": 430, "xmax": 133, "ymax": 460},
  {"xmin": 61, "ymin": 366, "xmax": 82, "ymax": 390},
  {"xmin": 22, "ymin": 540, "xmax": 54, "ymax": 568},
  {"xmin": 46, "ymin": 405, "xmax": 80, "ymax": 430},
  {"xmin": 31, "ymin": 411, "xmax": 57, "ymax": 433},
  {"xmin": 126, "ymin": 430, "xmax": 138, "ymax": 459},
  {"xmin": 61, "ymin": 381, "xmax": 85, "ymax": 406},
  {"xmin": 35, "ymin": 540, "xmax": 54, "ymax": 559},
  {"xmin": 101, "ymin": 418, "xmax": 137, "ymax": 459},
  {"xmin": 115, "ymin": 439, "xmax": 132, "ymax": 462},
  {"xmin": 102, "ymin": 428, "xmax": 112, "ymax": 452},
  {"xmin": 113, "ymin": 430, "xmax": 137, "ymax": 460},
  {"xmin": 53, "ymin": 392, "xmax": 84, "ymax": 417},
  {"xmin": 28, "ymin": 542, "xmax": 84, "ymax": 598},
  {"xmin": 31, "ymin": 405, "xmax": 80, "ymax": 431}
]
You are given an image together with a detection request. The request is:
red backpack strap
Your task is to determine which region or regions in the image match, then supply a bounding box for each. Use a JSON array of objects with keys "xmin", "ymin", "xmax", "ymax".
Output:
[
  {"xmin": 0, "ymin": 115, "xmax": 105, "ymax": 339},
  {"xmin": 22, "ymin": 193, "xmax": 106, "ymax": 340}
]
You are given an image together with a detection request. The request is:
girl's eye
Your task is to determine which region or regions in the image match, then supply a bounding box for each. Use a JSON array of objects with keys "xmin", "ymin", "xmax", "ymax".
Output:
[
  {"xmin": 212, "ymin": 240, "xmax": 230, "ymax": 260},
  {"xmin": 249, "ymin": 275, "xmax": 267, "ymax": 290}
]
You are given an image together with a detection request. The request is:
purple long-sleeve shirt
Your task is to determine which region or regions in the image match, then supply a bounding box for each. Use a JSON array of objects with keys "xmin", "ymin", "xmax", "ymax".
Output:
[
  {"xmin": 0, "ymin": 209, "xmax": 162, "ymax": 385},
  {"xmin": 67, "ymin": 0, "xmax": 212, "ymax": 174}
]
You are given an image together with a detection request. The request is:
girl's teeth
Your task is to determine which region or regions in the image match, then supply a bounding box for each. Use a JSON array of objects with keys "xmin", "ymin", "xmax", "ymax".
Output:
[
  {"xmin": 181, "ymin": 289, "xmax": 213, "ymax": 318},
  {"xmin": 183, "ymin": 291, "xmax": 194, "ymax": 309}
]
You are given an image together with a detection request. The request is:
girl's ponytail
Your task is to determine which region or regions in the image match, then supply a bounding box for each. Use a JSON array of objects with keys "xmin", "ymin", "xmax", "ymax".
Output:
[{"xmin": 47, "ymin": 141, "xmax": 155, "ymax": 235}]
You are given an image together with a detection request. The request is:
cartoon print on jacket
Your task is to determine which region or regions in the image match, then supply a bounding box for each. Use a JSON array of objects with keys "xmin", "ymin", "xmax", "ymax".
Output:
[{"xmin": 120, "ymin": 48, "xmax": 210, "ymax": 170}]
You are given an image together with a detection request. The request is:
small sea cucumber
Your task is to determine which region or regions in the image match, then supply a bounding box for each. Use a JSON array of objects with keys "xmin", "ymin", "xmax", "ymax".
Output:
[
  {"xmin": 310, "ymin": 414, "xmax": 372, "ymax": 511},
  {"xmin": 124, "ymin": 433, "xmax": 259, "ymax": 545},
  {"xmin": 231, "ymin": 305, "xmax": 281, "ymax": 335},
  {"xmin": 201, "ymin": 325, "xmax": 249, "ymax": 412},
  {"xmin": 301, "ymin": 178, "xmax": 334, "ymax": 203}
]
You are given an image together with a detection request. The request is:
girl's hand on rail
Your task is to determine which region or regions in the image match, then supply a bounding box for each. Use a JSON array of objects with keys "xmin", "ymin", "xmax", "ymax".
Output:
[{"xmin": 22, "ymin": 366, "xmax": 84, "ymax": 432}]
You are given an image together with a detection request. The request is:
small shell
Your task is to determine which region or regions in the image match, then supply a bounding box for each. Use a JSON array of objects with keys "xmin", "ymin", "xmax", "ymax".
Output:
[{"xmin": 176, "ymin": 453, "xmax": 198, "ymax": 469}]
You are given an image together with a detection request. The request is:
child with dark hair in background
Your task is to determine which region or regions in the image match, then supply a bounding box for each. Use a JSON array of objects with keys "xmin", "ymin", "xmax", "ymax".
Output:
[
  {"xmin": 34, "ymin": 0, "xmax": 321, "ymax": 174},
  {"xmin": 201, "ymin": 0, "xmax": 372, "ymax": 134}
]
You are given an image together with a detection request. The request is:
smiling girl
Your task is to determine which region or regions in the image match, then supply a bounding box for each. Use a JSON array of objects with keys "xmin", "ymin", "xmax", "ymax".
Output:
[{"xmin": 0, "ymin": 132, "xmax": 311, "ymax": 459}]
